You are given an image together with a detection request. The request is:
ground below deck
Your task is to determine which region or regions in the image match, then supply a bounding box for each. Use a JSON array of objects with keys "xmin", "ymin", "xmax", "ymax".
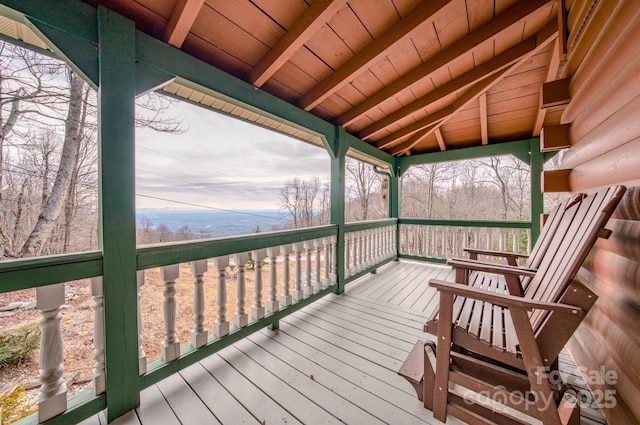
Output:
[{"xmin": 80, "ymin": 261, "xmax": 606, "ymax": 425}]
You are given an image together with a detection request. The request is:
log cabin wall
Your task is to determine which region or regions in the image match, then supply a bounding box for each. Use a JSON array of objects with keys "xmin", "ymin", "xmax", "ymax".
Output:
[{"xmin": 556, "ymin": 1, "xmax": 640, "ymax": 424}]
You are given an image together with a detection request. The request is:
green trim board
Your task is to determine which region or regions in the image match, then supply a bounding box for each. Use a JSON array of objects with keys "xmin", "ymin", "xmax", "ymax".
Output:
[
  {"xmin": 0, "ymin": 251, "xmax": 102, "ymax": 292},
  {"xmin": 399, "ymin": 218, "xmax": 531, "ymax": 228},
  {"xmin": 397, "ymin": 139, "xmax": 536, "ymax": 176},
  {"xmin": 14, "ymin": 391, "xmax": 106, "ymax": 425},
  {"xmin": 344, "ymin": 218, "xmax": 398, "ymax": 232},
  {"xmin": 137, "ymin": 225, "xmax": 338, "ymax": 270},
  {"xmin": 529, "ymin": 138, "xmax": 544, "ymax": 244},
  {"xmin": 398, "ymin": 254, "xmax": 447, "ymax": 264}
]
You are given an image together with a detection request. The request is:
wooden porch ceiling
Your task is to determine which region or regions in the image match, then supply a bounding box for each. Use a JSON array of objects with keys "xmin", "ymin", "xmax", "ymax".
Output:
[{"xmin": 81, "ymin": 0, "xmax": 562, "ymax": 157}]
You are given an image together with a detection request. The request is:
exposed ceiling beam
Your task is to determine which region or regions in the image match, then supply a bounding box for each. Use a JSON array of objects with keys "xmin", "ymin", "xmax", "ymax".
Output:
[
  {"xmin": 298, "ymin": 0, "xmax": 453, "ymax": 111},
  {"xmin": 247, "ymin": 0, "xmax": 346, "ymax": 87},
  {"xmin": 357, "ymin": 38, "xmax": 536, "ymax": 140},
  {"xmin": 479, "ymin": 93, "xmax": 488, "ymax": 145},
  {"xmin": 387, "ymin": 22, "xmax": 558, "ymax": 156},
  {"xmin": 533, "ymin": 39, "xmax": 560, "ymax": 136},
  {"xmin": 336, "ymin": 0, "xmax": 553, "ymax": 127},
  {"xmin": 164, "ymin": 0, "xmax": 205, "ymax": 48},
  {"xmin": 435, "ymin": 127, "xmax": 447, "ymax": 151}
]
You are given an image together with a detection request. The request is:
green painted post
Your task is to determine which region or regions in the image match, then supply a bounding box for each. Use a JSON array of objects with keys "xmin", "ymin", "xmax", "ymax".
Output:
[
  {"xmin": 331, "ymin": 127, "xmax": 347, "ymax": 294},
  {"xmin": 97, "ymin": 7, "xmax": 140, "ymax": 421},
  {"xmin": 530, "ymin": 137, "xmax": 543, "ymax": 246},
  {"xmin": 389, "ymin": 163, "xmax": 400, "ymax": 258}
]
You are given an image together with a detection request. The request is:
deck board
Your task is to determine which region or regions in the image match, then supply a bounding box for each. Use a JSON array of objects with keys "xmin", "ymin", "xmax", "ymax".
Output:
[{"xmin": 99, "ymin": 260, "xmax": 606, "ymax": 425}]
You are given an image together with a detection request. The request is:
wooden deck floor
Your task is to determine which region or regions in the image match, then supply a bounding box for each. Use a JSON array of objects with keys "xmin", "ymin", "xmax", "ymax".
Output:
[{"xmin": 81, "ymin": 261, "xmax": 606, "ymax": 425}]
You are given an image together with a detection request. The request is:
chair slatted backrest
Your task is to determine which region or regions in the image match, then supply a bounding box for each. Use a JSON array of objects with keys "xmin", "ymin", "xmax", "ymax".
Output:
[{"xmin": 526, "ymin": 186, "xmax": 626, "ymax": 333}]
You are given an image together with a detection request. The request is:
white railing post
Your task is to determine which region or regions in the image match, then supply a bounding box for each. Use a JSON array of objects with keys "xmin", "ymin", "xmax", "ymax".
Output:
[
  {"xmin": 303, "ymin": 240, "xmax": 313, "ymax": 296},
  {"xmin": 190, "ymin": 259, "xmax": 208, "ymax": 348},
  {"xmin": 213, "ymin": 256, "xmax": 230, "ymax": 337},
  {"xmin": 330, "ymin": 235, "xmax": 338, "ymax": 284},
  {"xmin": 280, "ymin": 245, "xmax": 293, "ymax": 307},
  {"xmin": 160, "ymin": 264, "xmax": 180, "ymax": 362},
  {"xmin": 266, "ymin": 247, "xmax": 279, "ymax": 313},
  {"xmin": 36, "ymin": 283, "xmax": 67, "ymax": 422},
  {"xmin": 322, "ymin": 237, "xmax": 331, "ymax": 288},
  {"xmin": 314, "ymin": 239, "xmax": 322, "ymax": 292},
  {"xmin": 90, "ymin": 278, "xmax": 105, "ymax": 395},
  {"xmin": 292, "ymin": 243, "xmax": 303, "ymax": 302},
  {"xmin": 251, "ymin": 249, "xmax": 266, "ymax": 319},
  {"xmin": 234, "ymin": 253, "xmax": 249, "ymax": 328},
  {"xmin": 136, "ymin": 271, "xmax": 147, "ymax": 375}
]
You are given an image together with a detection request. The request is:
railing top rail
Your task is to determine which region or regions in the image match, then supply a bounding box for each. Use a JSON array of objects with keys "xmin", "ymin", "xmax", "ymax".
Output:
[
  {"xmin": 344, "ymin": 218, "xmax": 398, "ymax": 232},
  {"xmin": 399, "ymin": 218, "xmax": 531, "ymax": 228},
  {"xmin": 137, "ymin": 224, "xmax": 338, "ymax": 269},
  {"xmin": 0, "ymin": 251, "xmax": 103, "ymax": 293}
]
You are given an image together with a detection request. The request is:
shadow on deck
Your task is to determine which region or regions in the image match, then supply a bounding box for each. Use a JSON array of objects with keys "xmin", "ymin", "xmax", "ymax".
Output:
[{"xmin": 83, "ymin": 261, "xmax": 606, "ymax": 425}]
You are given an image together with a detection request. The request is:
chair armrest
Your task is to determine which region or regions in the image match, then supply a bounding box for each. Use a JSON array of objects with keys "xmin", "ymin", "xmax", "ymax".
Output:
[
  {"xmin": 447, "ymin": 259, "xmax": 537, "ymax": 278},
  {"xmin": 429, "ymin": 279, "xmax": 583, "ymax": 316},
  {"xmin": 464, "ymin": 248, "xmax": 529, "ymax": 259}
]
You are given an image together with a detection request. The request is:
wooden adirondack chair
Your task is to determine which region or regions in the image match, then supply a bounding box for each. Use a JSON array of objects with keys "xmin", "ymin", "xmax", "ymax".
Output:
[{"xmin": 399, "ymin": 185, "xmax": 626, "ymax": 425}]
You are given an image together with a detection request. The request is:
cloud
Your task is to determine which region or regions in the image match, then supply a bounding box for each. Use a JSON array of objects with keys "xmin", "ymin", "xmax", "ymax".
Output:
[{"xmin": 135, "ymin": 100, "xmax": 330, "ymax": 210}]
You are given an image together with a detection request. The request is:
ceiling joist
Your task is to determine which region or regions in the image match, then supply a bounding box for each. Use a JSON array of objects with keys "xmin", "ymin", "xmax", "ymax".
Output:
[
  {"xmin": 298, "ymin": 0, "xmax": 452, "ymax": 111},
  {"xmin": 247, "ymin": 0, "xmax": 346, "ymax": 87},
  {"xmin": 383, "ymin": 21, "xmax": 558, "ymax": 155},
  {"xmin": 164, "ymin": 0, "xmax": 205, "ymax": 48},
  {"xmin": 336, "ymin": 0, "xmax": 554, "ymax": 128},
  {"xmin": 357, "ymin": 38, "xmax": 537, "ymax": 141}
]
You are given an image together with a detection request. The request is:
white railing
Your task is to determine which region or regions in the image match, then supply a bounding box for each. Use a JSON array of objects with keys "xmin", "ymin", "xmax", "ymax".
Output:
[{"xmin": 344, "ymin": 219, "xmax": 397, "ymax": 280}]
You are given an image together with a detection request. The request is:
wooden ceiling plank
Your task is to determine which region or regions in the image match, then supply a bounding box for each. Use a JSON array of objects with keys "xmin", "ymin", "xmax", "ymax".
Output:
[
  {"xmin": 336, "ymin": 0, "xmax": 553, "ymax": 127},
  {"xmin": 386, "ymin": 21, "xmax": 557, "ymax": 155},
  {"xmin": 435, "ymin": 127, "xmax": 447, "ymax": 151},
  {"xmin": 533, "ymin": 39, "xmax": 560, "ymax": 136},
  {"xmin": 164, "ymin": 0, "xmax": 206, "ymax": 48},
  {"xmin": 248, "ymin": 0, "xmax": 347, "ymax": 87},
  {"xmin": 356, "ymin": 5, "xmax": 556, "ymax": 125},
  {"xmin": 479, "ymin": 93, "xmax": 488, "ymax": 145},
  {"xmin": 299, "ymin": 0, "xmax": 453, "ymax": 111},
  {"xmin": 357, "ymin": 35, "xmax": 536, "ymax": 140}
]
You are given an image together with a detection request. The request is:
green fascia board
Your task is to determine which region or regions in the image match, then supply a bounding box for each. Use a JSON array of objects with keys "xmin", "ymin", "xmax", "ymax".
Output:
[
  {"xmin": 344, "ymin": 218, "xmax": 398, "ymax": 232},
  {"xmin": 398, "ymin": 139, "xmax": 536, "ymax": 175},
  {"xmin": 399, "ymin": 218, "xmax": 531, "ymax": 228},
  {"xmin": 135, "ymin": 62, "xmax": 176, "ymax": 97},
  {"xmin": 137, "ymin": 225, "xmax": 338, "ymax": 269},
  {"xmin": 344, "ymin": 132, "xmax": 395, "ymax": 166},
  {"xmin": 0, "ymin": 251, "xmax": 103, "ymax": 293},
  {"xmin": 0, "ymin": 32, "xmax": 57, "ymax": 59}
]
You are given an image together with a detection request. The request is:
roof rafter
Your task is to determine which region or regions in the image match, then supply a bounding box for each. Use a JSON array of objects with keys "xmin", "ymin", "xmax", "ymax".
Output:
[
  {"xmin": 479, "ymin": 93, "xmax": 488, "ymax": 145},
  {"xmin": 336, "ymin": 0, "xmax": 553, "ymax": 128},
  {"xmin": 357, "ymin": 38, "xmax": 536, "ymax": 140},
  {"xmin": 247, "ymin": 0, "xmax": 346, "ymax": 87},
  {"xmin": 163, "ymin": 0, "xmax": 205, "ymax": 48},
  {"xmin": 435, "ymin": 127, "xmax": 446, "ymax": 151},
  {"xmin": 388, "ymin": 22, "xmax": 558, "ymax": 156},
  {"xmin": 298, "ymin": 0, "xmax": 452, "ymax": 111}
]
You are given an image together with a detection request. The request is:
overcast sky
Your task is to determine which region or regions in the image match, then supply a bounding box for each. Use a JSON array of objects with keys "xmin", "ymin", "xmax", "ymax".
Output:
[{"xmin": 135, "ymin": 100, "xmax": 330, "ymax": 211}]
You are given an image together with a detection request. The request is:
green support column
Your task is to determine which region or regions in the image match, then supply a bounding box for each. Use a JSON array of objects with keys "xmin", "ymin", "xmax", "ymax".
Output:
[
  {"xmin": 330, "ymin": 127, "xmax": 347, "ymax": 294},
  {"xmin": 389, "ymin": 163, "xmax": 400, "ymax": 258},
  {"xmin": 97, "ymin": 7, "xmax": 140, "ymax": 420},
  {"xmin": 530, "ymin": 138, "xmax": 544, "ymax": 246}
]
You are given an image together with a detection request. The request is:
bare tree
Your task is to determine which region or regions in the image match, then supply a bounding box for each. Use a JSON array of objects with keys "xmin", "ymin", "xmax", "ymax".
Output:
[
  {"xmin": 279, "ymin": 177, "xmax": 328, "ymax": 228},
  {"xmin": 346, "ymin": 158, "xmax": 381, "ymax": 221}
]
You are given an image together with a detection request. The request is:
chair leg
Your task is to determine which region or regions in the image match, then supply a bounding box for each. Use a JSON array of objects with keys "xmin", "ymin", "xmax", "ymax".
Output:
[
  {"xmin": 423, "ymin": 341, "xmax": 436, "ymax": 410},
  {"xmin": 433, "ymin": 292, "xmax": 455, "ymax": 422}
]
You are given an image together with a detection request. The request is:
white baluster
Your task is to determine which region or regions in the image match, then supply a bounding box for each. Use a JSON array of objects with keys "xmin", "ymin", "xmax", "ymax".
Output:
[
  {"xmin": 137, "ymin": 271, "xmax": 147, "ymax": 375},
  {"xmin": 344, "ymin": 234, "xmax": 352, "ymax": 278},
  {"xmin": 314, "ymin": 239, "xmax": 322, "ymax": 292},
  {"xmin": 234, "ymin": 253, "xmax": 249, "ymax": 328},
  {"xmin": 190, "ymin": 259, "xmax": 208, "ymax": 348},
  {"xmin": 279, "ymin": 245, "xmax": 292, "ymax": 307},
  {"xmin": 213, "ymin": 256, "xmax": 230, "ymax": 337},
  {"xmin": 303, "ymin": 240, "xmax": 313, "ymax": 296},
  {"xmin": 252, "ymin": 249, "xmax": 266, "ymax": 319},
  {"xmin": 322, "ymin": 237, "xmax": 331, "ymax": 288},
  {"xmin": 266, "ymin": 247, "xmax": 279, "ymax": 313},
  {"xmin": 161, "ymin": 264, "xmax": 180, "ymax": 362},
  {"xmin": 330, "ymin": 235, "xmax": 338, "ymax": 283},
  {"xmin": 36, "ymin": 283, "xmax": 67, "ymax": 422},
  {"xmin": 90, "ymin": 278, "xmax": 105, "ymax": 395},
  {"xmin": 357, "ymin": 231, "xmax": 364, "ymax": 272},
  {"xmin": 292, "ymin": 243, "xmax": 303, "ymax": 302},
  {"xmin": 366, "ymin": 229, "xmax": 373, "ymax": 267}
]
